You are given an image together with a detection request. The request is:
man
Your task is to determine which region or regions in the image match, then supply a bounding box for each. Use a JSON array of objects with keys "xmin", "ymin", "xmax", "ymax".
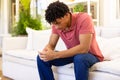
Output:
[{"xmin": 37, "ymin": 1, "xmax": 104, "ymax": 80}]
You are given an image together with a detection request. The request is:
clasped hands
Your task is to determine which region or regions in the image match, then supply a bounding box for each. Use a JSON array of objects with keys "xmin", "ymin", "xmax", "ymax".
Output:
[{"xmin": 38, "ymin": 47, "xmax": 56, "ymax": 62}]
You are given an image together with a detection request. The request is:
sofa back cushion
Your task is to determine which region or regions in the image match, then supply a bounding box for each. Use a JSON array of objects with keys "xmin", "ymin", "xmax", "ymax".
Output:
[
  {"xmin": 26, "ymin": 27, "xmax": 34, "ymax": 50},
  {"xmin": 100, "ymin": 27, "xmax": 120, "ymax": 38},
  {"xmin": 26, "ymin": 27, "xmax": 120, "ymax": 60},
  {"xmin": 94, "ymin": 27, "xmax": 101, "ymax": 36},
  {"xmin": 96, "ymin": 36, "xmax": 120, "ymax": 60},
  {"xmin": 26, "ymin": 27, "xmax": 51, "ymax": 51},
  {"xmin": 26, "ymin": 27, "xmax": 66, "ymax": 51},
  {"xmin": 32, "ymin": 29, "xmax": 51, "ymax": 51}
]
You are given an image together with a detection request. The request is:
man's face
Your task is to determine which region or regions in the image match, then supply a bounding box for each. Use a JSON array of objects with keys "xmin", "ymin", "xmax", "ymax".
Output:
[{"xmin": 51, "ymin": 13, "xmax": 70, "ymax": 30}]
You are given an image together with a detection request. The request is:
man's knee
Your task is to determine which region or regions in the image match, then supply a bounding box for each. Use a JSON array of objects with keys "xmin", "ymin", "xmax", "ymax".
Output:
[
  {"xmin": 73, "ymin": 53, "xmax": 97, "ymax": 68},
  {"xmin": 74, "ymin": 53, "xmax": 92, "ymax": 66},
  {"xmin": 37, "ymin": 55, "xmax": 42, "ymax": 63},
  {"xmin": 37, "ymin": 55, "xmax": 40, "ymax": 60},
  {"xmin": 74, "ymin": 53, "xmax": 88, "ymax": 61}
]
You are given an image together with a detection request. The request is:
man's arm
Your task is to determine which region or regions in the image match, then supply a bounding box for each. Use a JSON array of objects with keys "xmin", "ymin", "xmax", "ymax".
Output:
[
  {"xmin": 39, "ymin": 33, "xmax": 59, "ymax": 61},
  {"xmin": 39, "ymin": 33, "xmax": 92, "ymax": 61},
  {"xmin": 55, "ymin": 33, "xmax": 92, "ymax": 58},
  {"xmin": 42, "ymin": 33, "xmax": 59, "ymax": 51}
]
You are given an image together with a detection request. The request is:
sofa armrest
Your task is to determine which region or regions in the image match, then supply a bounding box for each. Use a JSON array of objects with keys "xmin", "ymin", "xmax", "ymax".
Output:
[{"xmin": 2, "ymin": 37, "xmax": 28, "ymax": 50}]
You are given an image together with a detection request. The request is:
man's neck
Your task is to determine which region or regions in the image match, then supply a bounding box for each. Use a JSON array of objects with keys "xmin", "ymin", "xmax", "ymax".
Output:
[{"xmin": 67, "ymin": 12, "xmax": 72, "ymax": 28}]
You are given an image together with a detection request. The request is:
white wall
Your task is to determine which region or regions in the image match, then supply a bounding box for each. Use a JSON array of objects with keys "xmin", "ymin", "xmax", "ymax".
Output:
[{"xmin": 100, "ymin": 0, "xmax": 120, "ymax": 26}]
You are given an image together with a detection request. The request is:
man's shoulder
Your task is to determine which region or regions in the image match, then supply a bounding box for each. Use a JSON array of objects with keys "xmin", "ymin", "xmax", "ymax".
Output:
[
  {"xmin": 72, "ymin": 12, "xmax": 88, "ymax": 16},
  {"xmin": 78, "ymin": 12, "xmax": 89, "ymax": 19},
  {"xmin": 71, "ymin": 12, "xmax": 89, "ymax": 23}
]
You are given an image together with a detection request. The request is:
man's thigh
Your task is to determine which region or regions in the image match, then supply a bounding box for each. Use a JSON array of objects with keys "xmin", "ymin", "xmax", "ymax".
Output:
[{"xmin": 49, "ymin": 57, "xmax": 73, "ymax": 66}]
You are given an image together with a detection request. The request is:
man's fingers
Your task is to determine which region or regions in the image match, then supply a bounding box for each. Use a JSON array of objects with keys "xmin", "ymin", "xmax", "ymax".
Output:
[
  {"xmin": 40, "ymin": 53, "xmax": 45, "ymax": 57},
  {"xmin": 38, "ymin": 51, "xmax": 48, "ymax": 62},
  {"xmin": 39, "ymin": 52, "xmax": 47, "ymax": 61},
  {"xmin": 38, "ymin": 51, "xmax": 43, "ymax": 54},
  {"xmin": 40, "ymin": 55, "xmax": 48, "ymax": 62}
]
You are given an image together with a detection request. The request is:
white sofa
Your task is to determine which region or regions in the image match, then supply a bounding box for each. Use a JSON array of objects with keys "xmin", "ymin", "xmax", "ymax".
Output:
[{"xmin": 2, "ymin": 27, "xmax": 120, "ymax": 80}]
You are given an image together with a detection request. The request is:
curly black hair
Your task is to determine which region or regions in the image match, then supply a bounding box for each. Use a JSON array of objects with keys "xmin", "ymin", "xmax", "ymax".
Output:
[{"xmin": 45, "ymin": 1, "xmax": 70, "ymax": 24}]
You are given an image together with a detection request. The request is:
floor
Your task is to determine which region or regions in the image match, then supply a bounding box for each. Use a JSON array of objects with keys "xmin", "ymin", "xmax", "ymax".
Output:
[{"xmin": 0, "ymin": 71, "xmax": 12, "ymax": 80}]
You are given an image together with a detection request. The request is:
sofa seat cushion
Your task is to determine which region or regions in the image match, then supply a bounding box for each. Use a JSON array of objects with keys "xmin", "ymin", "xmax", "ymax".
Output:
[
  {"xmin": 56, "ymin": 59, "xmax": 120, "ymax": 77},
  {"xmin": 91, "ymin": 59, "xmax": 120, "ymax": 76},
  {"xmin": 55, "ymin": 63, "xmax": 75, "ymax": 76},
  {"xmin": 3, "ymin": 49, "xmax": 38, "ymax": 67}
]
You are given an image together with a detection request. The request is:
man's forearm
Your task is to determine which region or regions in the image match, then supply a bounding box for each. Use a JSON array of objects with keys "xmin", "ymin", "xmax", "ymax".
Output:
[
  {"xmin": 45, "ymin": 44, "xmax": 55, "ymax": 50},
  {"xmin": 54, "ymin": 44, "xmax": 89, "ymax": 59}
]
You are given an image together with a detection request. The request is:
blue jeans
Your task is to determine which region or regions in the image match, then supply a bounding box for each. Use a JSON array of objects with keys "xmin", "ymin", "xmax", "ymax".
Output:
[{"xmin": 37, "ymin": 53, "xmax": 99, "ymax": 80}]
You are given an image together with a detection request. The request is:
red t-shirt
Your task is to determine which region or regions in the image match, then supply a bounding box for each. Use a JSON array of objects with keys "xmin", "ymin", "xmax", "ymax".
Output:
[{"xmin": 52, "ymin": 12, "xmax": 104, "ymax": 61}]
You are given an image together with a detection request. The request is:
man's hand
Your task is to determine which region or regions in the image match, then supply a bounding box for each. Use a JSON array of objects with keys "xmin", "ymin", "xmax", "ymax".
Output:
[{"xmin": 38, "ymin": 48, "xmax": 56, "ymax": 62}]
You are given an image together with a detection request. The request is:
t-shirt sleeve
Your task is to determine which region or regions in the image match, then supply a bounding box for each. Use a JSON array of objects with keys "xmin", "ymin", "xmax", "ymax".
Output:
[
  {"xmin": 52, "ymin": 26, "xmax": 59, "ymax": 34},
  {"xmin": 78, "ymin": 13, "xmax": 94, "ymax": 34}
]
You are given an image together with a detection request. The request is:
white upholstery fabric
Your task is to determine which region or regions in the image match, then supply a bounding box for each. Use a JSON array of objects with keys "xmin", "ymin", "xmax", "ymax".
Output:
[
  {"xmin": 56, "ymin": 71, "xmax": 120, "ymax": 80},
  {"xmin": 26, "ymin": 27, "xmax": 51, "ymax": 50},
  {"xmin": 56, "ymin": 58, "xmax": 120, "ymax": 77},
  {"xmin": 3, "ymin": 61, "xmax": 39, "ymax": 80},
  {"xmin": 100, "ymin": 27, "xmax": 120, "ymax": 38},
  {"xmin": 4, "ymin": 49, "xmax": 38, "ymax": 60},
  {"xmin": 26, "ymin": 27, "xmax": 34, "ymax": 50},
  {"xmin": 96, "ymin": 37, "xmax": 120, "ymax": 60},
  {"xmin": 3, "ymin": 50, "xmax": 38, "ymax": 67},
  {"xmin": 94, "ymin": 27, "xmax": 101, "ymax": 36},
  {"xmin": 2, "ymin": 27, "xmax": 120, "ymax": 80},
  {"xmin": 91, "ymin": 59, "xmax": 120, "ymax": 76},
  {"xmin": 32, "ymin": 29, "xmax": 51, "ymax": 51},
  {"xmin": 26, "ymin": 27, "xmax": 66, "ymax": 51},
  {"xmin": 55, "ymin": 65, "xmax": 120, "ymax": 80},
  {"xmin": 89, "ymin": 72, "xmax": 120, "ymax": 80},
  {"xmin": 2, "ymin": 37, "xmax": 27, "ymax": 50}
]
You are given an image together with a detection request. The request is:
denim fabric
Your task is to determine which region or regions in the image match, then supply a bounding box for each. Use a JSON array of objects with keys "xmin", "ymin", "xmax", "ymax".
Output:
[{"xmin": 37, "ymin": 53, "xmax": 99, "ymax": 80}]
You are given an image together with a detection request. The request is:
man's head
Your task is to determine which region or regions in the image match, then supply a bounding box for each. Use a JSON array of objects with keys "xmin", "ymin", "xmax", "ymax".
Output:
[{"xmin": 45, "ymin": 1, "xmax": 71, "ymax": 30}]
